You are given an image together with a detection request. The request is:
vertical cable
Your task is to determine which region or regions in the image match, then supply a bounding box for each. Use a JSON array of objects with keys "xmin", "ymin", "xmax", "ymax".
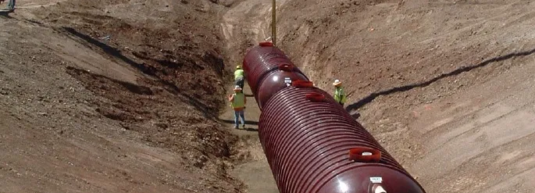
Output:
[{"xmin": 272, "ymin": 0, "xmax": 277, "ymax": 46}]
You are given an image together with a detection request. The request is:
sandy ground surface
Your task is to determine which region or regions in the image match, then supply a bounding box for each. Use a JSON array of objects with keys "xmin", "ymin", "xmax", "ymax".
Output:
[{"xmin": 2, "ymin": 0, "xmax": 535, "ymax": 193}]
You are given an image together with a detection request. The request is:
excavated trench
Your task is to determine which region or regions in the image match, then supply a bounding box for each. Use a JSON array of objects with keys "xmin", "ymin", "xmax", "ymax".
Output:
[
  {"xmin": 4, "ymin": 0, "xmax": 535, "ymax": 193},
  {"xmin": 219, "ymin": 1, "xmax": 285, "ymax": 193},
  {"xmin": 222, "ymin": 1, "xmax": 535, "ymax": 193}
]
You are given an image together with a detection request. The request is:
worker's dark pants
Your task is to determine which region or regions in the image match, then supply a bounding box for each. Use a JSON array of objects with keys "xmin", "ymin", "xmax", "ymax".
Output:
[
  {"xmin": 8, "ymin": 0, "xmax": 15, "ymax": 10},
  {"xmin": 235, "ymin": 77, "xmax": 244, "ymax": 90}
]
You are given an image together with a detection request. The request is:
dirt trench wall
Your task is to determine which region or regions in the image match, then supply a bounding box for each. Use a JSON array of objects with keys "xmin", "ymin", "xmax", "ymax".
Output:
[
  {"xmin": 14, "ymin": 0, "xmax": 249, "ymax": 192},
  {"xmin": 273, "ymin": 0, "xmax": 535, "ymax": 192}
]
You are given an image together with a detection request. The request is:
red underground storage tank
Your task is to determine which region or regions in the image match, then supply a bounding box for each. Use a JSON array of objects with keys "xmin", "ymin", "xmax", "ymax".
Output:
[
  {"xmin": 243, "ymin": 42, "xmax": 309, "ymax": 109},
  {"xmin": 242, "ymin": 42, "xmax": 426, "ymax": 193}
]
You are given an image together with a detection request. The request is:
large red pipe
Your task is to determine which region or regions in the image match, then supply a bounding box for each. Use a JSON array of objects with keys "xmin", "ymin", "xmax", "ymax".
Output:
[{"xmin": 243, "ymin": 42, "xmax": 426, "ymax": 193}]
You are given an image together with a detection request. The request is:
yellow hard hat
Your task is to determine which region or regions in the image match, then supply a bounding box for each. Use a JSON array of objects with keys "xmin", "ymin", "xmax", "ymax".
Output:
[{"xmin": 236, "ymin": 65, "xmax": 242, "ymax": 69}]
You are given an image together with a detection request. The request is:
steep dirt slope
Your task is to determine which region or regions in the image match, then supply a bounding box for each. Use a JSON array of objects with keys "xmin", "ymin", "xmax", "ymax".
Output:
[
  {"xmin": 409, "ymin": 53, "xmax": 535, "ymax": 192},
  {"xmin": 274, "ymin": 0, "xmax": 535, "ymax": 192},
  {"xmin": 1, "ymin": 0, "xmax": 245, "ymax": 192}
]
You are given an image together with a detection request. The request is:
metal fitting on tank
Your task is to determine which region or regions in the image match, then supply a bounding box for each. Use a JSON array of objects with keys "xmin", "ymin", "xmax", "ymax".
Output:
[
  {"xmin": 373, "ymin": 185, "xmax": 387, "ymax": 193},
  {"xmin": 284, "ymin": 77, "xmax": 291, "ymax": 86}
]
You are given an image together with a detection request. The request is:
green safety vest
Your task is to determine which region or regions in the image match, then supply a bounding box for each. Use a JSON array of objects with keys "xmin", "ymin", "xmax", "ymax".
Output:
[
  {"xmin": 334, "ymin": 87, "xmax": 347, "ymax": 103},
  {"xmin": 232, "ymin": 93, "xmax": 245, "ymax": 108},
  {"xmin": 234, "ymin": 69, "xmax": 244, "ymax": 80}
]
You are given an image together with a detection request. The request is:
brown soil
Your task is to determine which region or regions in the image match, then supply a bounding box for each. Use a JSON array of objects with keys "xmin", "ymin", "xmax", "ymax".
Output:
[
  {"xmin": 1, "ymin": 0, "xmax": 243, "ymax": 192},
  {"xmin": 2, "ymin": 0, "xmax": 535, "ymax": 193},
  {"xmin": 275, "ymin": 0, "xmax": 535, "ymax": 192}
]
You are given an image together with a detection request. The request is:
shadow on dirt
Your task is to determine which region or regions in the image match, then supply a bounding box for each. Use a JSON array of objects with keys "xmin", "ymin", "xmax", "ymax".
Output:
[
  {"xmin": 239, "ymin": 127, "xmax": 258, "ymax": 132},
  {"xmin": 61, "ymin": 27, "xmax": 157, "ymax": 76},
  {"xmin": 0, "ymin": 10, "xmax": 13, "ymax": 18},
  {"xmin": 24, "ymin": 19, "xmax": 45, "ymax": 27},
  {"xmin": 68, "ymin": 66, "xmax": 218, "ymax": 122},
  {"xmin": 61, "ymin": 27, "xmax": 221, "ymax": 120},
  {"xmin": 67, "ymin": 66, "xmax": 154, "ymax": 96},
  {"xmin": 345, "ymin": 48, "xmax": 535, "ymax": 112},
  {"xmin": 243, "ymin": 128, "xmax": 258, "ymax": 132},
  {"xmin": 181, "ymin": 91, "xmax": 220, "ymax": 120},
  {"xmin": 157, "ymin": 81, "xmax": 220, "ymax": 120},
  {"xmin": 219, "ymin": 118, "xmax": 259, "ymax": 126}
]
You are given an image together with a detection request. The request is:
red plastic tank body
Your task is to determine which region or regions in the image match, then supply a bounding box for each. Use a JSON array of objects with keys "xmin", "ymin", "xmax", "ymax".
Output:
[
  {"xmin": 256, "ymin": 70, "xmax": 308, "ymax": 108},
  {"xmin": 317, "ymin": 166, "xmax": 424, "ymax": 193},
  {"xmin": 242, "ymin": 42, "xmax": 426, "ymax": 193},
  {"xmin": 243, "ymin": 43, "xmax": 308, "ymax": 109}
]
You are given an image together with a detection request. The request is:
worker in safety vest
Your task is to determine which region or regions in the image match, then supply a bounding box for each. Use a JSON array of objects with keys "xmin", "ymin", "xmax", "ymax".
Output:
[
  {"xmin": 228, "ymin": 85, "xmax": 246, "ymax": 129},
  {"xmin": 234, "ymin": 65, "xmax": 245, "ymax": 90},
  {"xmin": 333, "ymin": 79, "xmax": 347, "ymax": 106}
]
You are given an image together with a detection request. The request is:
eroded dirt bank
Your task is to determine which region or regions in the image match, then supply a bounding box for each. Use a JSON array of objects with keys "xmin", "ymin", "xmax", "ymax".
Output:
[
  {"xmin": 274, "ymin": 0, "xmax": 535, "ymax": 192},
  {"xmin": 1, "ymin": 0, "xmax": 245, "ymax": 192},
  {"xmin": 3, "ymin": 0, "xmax": 535, "ymax": 193}
]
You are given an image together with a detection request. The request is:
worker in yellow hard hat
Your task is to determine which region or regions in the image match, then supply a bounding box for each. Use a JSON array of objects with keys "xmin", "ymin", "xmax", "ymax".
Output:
[
  {"xmin": 333, "ymin": 79, "xmax": 347, "ymax": 106},
  {"xmin": 234, "ymin": 65, "xmax": 245, "ymax": 90},
  {"xmin": 228, "ymin": 85, "xmax": 246, "ymax": 129}
]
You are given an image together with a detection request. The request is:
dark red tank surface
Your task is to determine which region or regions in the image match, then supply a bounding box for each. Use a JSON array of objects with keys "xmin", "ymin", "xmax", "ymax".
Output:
[
  {"xmin": 242, "ymin": 43, "xmax": 308, "ymax": 108},
  {"xmin": 256, "ymin": 70, "xmax": 308, "ymax": 108},
  {"xmin": 242, "ymin": 42, "xmax": 426, "ymax": 193},
  {"xmin": 317, "ymin": 166, "xmax": 424, "ymax": 193},
  {"xmin": 259, "ymin": 86, "xmax": 425, "ymax": 193}
]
